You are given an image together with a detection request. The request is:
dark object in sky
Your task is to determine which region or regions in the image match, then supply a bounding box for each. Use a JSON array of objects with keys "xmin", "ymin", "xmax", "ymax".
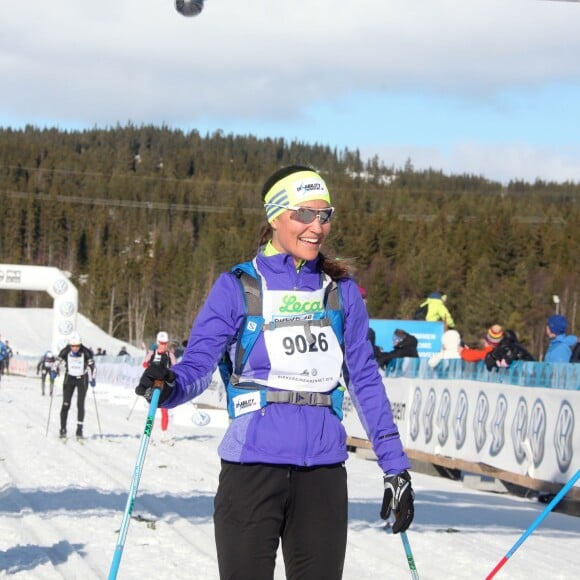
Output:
[{"xmin": 175, "ymin": 0, "xmax": 204, "ymax": 17}]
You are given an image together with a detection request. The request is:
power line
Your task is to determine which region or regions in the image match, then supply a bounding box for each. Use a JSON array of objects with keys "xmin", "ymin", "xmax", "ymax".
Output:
[
  {"xmin": 3, "ymin": 190, "xmax": 566, "ymax": 223},
  {"xmin": 0, "ymin": 163, "xmax": 263, "ymax": 187},
  {"xmin": 3, "ymin": 190, "xmax": 263, "ymax": 214}
]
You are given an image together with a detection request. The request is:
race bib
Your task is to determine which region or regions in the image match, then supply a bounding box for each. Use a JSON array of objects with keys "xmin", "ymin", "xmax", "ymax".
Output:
[
  {"xmin": 67, "ymin": 353, "xmax": 84, "ymax": 376},
  {"xmin": 262, "ymin": 287, "xmax": 343, "ymax": 392}
]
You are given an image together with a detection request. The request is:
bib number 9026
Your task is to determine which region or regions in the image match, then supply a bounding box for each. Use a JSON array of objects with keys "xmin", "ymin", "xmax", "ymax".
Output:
[{"xmin": 282, "ymin": 332, "xmax": 328, "ymax": 355}]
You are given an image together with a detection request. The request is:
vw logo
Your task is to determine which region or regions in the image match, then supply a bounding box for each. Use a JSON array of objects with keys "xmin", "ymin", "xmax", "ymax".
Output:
[
  {"xmin": 529, "ymin": 398, "xmax": 547, "ymax": 468},
  {"xmin": 53, "ymin": 278, "xmax": 69, "ymax": 295},
  {"xmin": 511, "ymin": 397, "xmax": 528, "ymax": 464},
  {"xmin": 59, "ymin": 301, "xmax": 76, "ymax": 316},
  {"xmin": 410, "ymin": 387, "xmax": 422, "ymax": 442},
  {"xmin": 423, "ymin": 388, "xmax": 436, "ymax": 444},
  {"xmin": 454, "ymin": 390, "xmax": 468, "ymax": 450},
  {"xmin": 437, "ymin": 389, "xmax": 451, "ymax": 446},
  {"xmin": 490, "ymin": 394, "xmax": 508, "ymax": 457},
  {"xmin": 58, "ymin": 320, "xmax": 74, "ymax": 334},
  {"xmin": 473, "ymin": 392, "xmax": 489, "ymax": 453},
  {"xmin": 554, "ymin": 401, "xmax": 574, "ymax": 473}
]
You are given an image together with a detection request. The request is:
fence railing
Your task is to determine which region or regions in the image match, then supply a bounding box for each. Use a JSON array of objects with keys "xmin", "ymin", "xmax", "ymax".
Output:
[{"xmin": 384, "ymin": 357, "xmax": 580, "ymax": 390}]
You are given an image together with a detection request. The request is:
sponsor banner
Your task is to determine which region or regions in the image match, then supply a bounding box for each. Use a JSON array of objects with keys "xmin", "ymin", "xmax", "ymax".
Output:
[
  {"xmin": 343, "ymin": 377, "xmax": 579, "ymax": 485},
  {"xmin": 369, "ymin": 319, "xmax": 443, "ymax": 358}
]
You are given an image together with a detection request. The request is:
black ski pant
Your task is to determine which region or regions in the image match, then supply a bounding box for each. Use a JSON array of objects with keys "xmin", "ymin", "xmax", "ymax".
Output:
[
  {"xmin": 214, "ymin": 461, "xmax": 348, "ymax": 580},
  {"xmin": 60, "ymin": 376, "xmax": 88, "ymax": 431},
  {"xmin": 40, "ymin": 370, "xmax": 55, "ymax": 395}
]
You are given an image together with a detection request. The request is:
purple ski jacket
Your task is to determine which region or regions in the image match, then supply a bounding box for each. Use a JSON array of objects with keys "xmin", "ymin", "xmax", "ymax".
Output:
[{"xmin": 164, "ymin": 251, "xmax": 410, "ymax": 475}]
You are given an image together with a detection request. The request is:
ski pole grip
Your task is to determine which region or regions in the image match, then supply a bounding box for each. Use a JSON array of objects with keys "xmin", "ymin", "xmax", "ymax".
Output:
[{"xmin": 151, "ymin": 352, "xmax": 167, "ymax": 388}]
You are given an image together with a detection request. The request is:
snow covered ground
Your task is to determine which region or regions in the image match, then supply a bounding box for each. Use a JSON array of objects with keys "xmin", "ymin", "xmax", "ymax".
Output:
[{"xmin": 1, "ymin": 374, "xmax": 579, "ymax": 580}]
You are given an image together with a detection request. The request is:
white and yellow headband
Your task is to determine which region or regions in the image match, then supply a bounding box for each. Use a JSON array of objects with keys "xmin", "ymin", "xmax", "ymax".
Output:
[{"xmin": 263, "ymin": 170, "xmax": 331, "ymax": 223}]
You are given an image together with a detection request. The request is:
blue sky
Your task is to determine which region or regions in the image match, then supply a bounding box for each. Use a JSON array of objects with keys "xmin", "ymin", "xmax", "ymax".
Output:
[{"xmin": 1, "ymin": 0, "xmax": 580, "ymax": 184}]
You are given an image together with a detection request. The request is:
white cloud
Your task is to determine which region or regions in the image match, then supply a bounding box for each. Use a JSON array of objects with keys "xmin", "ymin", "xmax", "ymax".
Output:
[
  {"xmin": 1, "ymin": 1, "xmax": 579, "ymax": 123},
  {"xmin": 363, "ymin": 141, "xmax": 580, "ymax": 183},
  {"xmin": 1, "ymin": 1, "xmax": 580, "ymax": 182}
]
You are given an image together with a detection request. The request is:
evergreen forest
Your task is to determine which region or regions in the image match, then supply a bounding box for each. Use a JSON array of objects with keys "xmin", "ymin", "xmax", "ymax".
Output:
[{"xmin": 1, "ymin": 125, "xmax": 579, "ymax": 359}]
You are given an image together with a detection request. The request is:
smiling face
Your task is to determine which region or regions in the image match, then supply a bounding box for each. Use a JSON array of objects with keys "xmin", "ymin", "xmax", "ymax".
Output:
[{"xmin": 270, "ymin": 199, "xmax": 332, "ymax": 265}]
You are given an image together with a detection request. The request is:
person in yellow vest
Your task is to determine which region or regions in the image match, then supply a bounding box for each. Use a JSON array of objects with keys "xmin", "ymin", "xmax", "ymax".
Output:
[{"xmin": 417, "ymin": 292, "xmax": 455, "ymax": 329}]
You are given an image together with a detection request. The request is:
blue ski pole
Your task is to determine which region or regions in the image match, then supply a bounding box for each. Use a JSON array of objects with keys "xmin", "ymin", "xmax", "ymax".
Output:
[
  {"xmin": 485, "ymin": 467, "xmax": 580, "ymax": 579},
  {"xmin": 400, "ymin": 530, "xmax": 420, "ymax": 579},
  {"xmin": 108, "ymin": 380, "xmax": 163, "ymax": 579},
  {"xmin": 388, "ymin": 516, "xmax": 420, "ymax": 579}
]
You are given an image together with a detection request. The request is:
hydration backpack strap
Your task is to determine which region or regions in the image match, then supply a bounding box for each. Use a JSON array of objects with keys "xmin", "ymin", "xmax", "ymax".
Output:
[
  {"xmin": 231, "ymin": 267, "xmax": 264, "ymax": 382},
  {"xmin": 325, "ymin": 278, "xmax": 340, "ymax": 310},
  {"xmin": 236, "ymin": 270, "xmax": 261, "ymax": 317}
]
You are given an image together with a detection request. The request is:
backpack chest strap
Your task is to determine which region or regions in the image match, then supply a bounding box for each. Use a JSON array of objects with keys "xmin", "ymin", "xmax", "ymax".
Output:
[{"xmin": 262, "ymin": 318, "xmax": 331, "ymax": 346}]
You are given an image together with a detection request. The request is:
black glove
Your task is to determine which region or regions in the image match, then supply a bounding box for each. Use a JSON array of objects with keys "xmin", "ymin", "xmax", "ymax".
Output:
[
  {"xmin": 380, "ymin": 470, "xmax": 415, "ymax": 533},
  {"xmin": 135, "ymin": 365, "xmax": 176, "ymax": 405}
]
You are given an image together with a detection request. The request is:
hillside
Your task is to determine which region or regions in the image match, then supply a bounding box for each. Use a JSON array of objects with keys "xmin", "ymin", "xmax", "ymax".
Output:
[{"xmin": 1, "ymin": 125, "xmax": 579, "ymax": 355}]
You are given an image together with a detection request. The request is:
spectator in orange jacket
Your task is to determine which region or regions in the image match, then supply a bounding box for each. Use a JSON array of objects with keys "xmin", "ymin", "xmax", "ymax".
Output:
[{"xmin": 461, "ymin": 325, "xmax": 504, "ymax": 363}]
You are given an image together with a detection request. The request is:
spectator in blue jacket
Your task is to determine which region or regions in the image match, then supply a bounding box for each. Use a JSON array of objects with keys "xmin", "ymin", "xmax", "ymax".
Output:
[
  {"xmin": 544, "ymin": 315, "xmax": 578, "ymax": 363},
  {"xmin": 135, "ymin": 165, "xmax": 414, "ymax": 580}
]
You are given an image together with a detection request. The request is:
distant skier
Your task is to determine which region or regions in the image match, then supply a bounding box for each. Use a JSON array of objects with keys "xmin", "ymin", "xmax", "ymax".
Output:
[
  {"xmin": 37, "ymin": 350, "xmax": 57, "ymax": 396},
  {"xmin": 2, "ymin": 340, "xmax": 13, "ymax": 375},
  {"xmin": 143, "ymin": 331, "xmax": 176, "ymax": 441},
  {"xmin": 0, "ymin": 338, "xmax": 8, "ymax": 383},
  {"xmin": 53, "ymin": 332, "xmax": 96, "ymax": 439}
]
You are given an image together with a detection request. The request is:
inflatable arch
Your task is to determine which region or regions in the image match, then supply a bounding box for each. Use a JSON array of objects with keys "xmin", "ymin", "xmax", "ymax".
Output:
[{"xmin": 0, "ymin": 264, "xmax": 78, "ymax": 353}]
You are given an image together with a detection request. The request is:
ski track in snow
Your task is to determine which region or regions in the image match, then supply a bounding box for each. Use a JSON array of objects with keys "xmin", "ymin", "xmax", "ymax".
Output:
[{"xmin": 0, "ymin": 375, "xmax": 579, "ymax": 579}]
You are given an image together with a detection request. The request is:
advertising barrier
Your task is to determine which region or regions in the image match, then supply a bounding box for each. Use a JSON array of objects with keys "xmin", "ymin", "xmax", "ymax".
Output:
[
  {"xmin": 12, "ymin": 352, "xmax": 579, "ymax": 488},
  {"xmin": 343, "ymin": 359, "xmax": 579, "ymax": 487}
]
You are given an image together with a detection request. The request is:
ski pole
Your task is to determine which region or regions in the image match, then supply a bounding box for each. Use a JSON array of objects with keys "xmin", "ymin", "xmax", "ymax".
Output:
[
  {"xmin": 92, "ymin": 387, "xmax": 103, "ymax": 437},
  {"xmin": 44, "ymin": 370, "xmax": 58, "ymax": 436},
  {"xmin": 126, "ymin": 395, "xmax": 139, "ymax": 421},
  {"xmin": 45, "ymin": 390, "xmax": 54, "ymax": 437},
  {"xmin": 389, "ymin": 516, "xmax": 420, "ymax": 579},
  {"xmin": 485, "ymin": 467, "xmax": 580, "ymax": 580},
  {"xmin": 400, "ymin": 530, "xmax": 420, "ymax": 579},
  {"xmin": 108, "ymin": 380, "xmax": 163, "ymax": 580}
]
